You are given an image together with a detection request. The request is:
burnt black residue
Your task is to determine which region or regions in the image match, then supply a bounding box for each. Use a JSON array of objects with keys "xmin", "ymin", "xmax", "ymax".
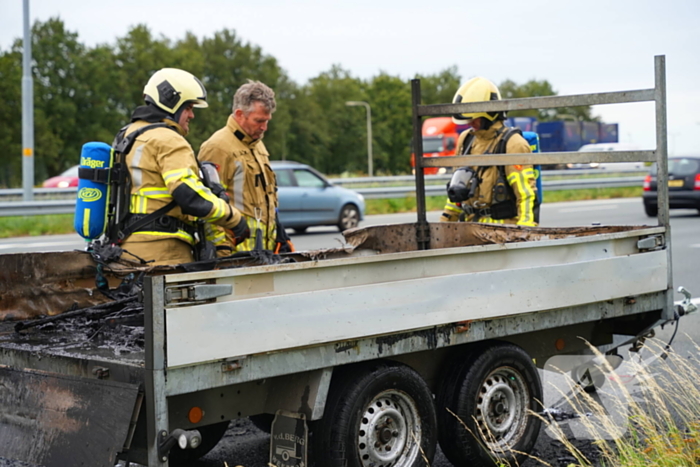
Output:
[
  {"xmin": 0, "ymin": 455, "xmax": 39, "ymax": 467},
  {"xmin": 334, "ymin": 341, "xmax": 358, "ymax": 353},
  {"xmin": 376, "ymin": 325, "xmax": 453, "ymax": 354},
  {"xmin": 1, "ymin": 299, "xmax": 145, "ymax": 359}
]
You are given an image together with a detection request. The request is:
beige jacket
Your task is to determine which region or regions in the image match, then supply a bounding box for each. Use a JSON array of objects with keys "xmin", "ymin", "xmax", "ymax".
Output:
[{"xmin": 198, "ymin": 115, "xmax": 278, "ymax": 251}]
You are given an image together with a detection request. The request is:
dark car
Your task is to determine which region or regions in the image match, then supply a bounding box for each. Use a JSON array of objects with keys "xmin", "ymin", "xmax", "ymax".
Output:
[
  {"xmin": 271, "ymin": 161, "xmax": 365, "ymax": 233},
  {"xmin": 642, "ymin": 156, "xmax": 700, "ymax": 216},
  {"xmin": 42, "ymin": 165, "xmax": 80, "ymax": 188}
]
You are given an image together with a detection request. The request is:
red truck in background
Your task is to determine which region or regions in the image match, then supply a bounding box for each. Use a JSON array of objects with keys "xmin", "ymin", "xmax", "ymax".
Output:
[
  {"xmin": 411, "ymin": 117, "xmax": 469, "ymax": 175},
  {"xmin": 411, "ymin": 116, "xmax": 619, "ymax": 174}
]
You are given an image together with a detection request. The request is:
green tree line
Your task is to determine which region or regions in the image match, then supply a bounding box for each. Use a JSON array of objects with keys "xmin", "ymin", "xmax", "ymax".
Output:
[{"xmin": 0, "ymin": 18, "xmax": 596, "ymax": 187}]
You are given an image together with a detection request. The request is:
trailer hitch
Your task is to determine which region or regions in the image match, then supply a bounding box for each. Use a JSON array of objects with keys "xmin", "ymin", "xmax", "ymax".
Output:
[
  {"xmin": 675, "ymin": 286, "xmax": 697, "ymax": 317},
  {"xmin": 158, "ymin": 429, "xmax": 202, "ymax": 462}
]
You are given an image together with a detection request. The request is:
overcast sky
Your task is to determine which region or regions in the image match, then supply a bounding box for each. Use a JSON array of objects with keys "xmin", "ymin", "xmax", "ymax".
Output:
[{"xmin": 1, "ymin": 0, "xmax": 698, "ymax": 155}]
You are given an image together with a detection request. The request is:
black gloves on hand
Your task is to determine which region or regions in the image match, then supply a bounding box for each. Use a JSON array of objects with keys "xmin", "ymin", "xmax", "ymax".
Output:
[{"xmin": 230, "ymin": 217, "xmax": 250, "ymax": 246}]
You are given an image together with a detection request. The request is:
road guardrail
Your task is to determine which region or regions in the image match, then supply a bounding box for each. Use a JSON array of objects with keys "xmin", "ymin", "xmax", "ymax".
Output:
[{"xmin": 0, "ymin": 172, "xmax": 645, "ymax": 216}]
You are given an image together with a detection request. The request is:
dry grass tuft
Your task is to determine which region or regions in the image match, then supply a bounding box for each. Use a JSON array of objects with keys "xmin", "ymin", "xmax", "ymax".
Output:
[{"xmin": 540, "ymin": 338, "xmax": 700, "ymax": 467}]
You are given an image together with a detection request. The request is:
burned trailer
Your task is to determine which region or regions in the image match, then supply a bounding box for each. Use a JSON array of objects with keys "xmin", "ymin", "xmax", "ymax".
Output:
[
  {"xmin": 0, "ymin": 55, "xmax": 689, "ymax": 467},
  {"xmin": 0, "ymin": 222, "xmax": 676, "ymax": 466}
]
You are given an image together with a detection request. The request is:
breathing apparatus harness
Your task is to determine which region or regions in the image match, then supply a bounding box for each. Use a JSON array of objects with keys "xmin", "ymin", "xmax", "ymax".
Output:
[
  {"xmin": 446, "ymin": 126, "xmax": 532, "ymax": 221},
  {"xmin": 81, "ymin": 122, "xmax": 230, "ymax": 265}
]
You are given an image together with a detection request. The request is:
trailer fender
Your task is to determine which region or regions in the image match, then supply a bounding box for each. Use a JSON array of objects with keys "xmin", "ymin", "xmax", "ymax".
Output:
[{"xmin": 264, "ymin": 367, "xmax": 333, "ymax": 421}]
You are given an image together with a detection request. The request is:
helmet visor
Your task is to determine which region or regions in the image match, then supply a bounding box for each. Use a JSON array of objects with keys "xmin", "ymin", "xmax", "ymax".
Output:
[{"xmin": 192, "ymin": 98, "xmax": 208, "ymax": 109}]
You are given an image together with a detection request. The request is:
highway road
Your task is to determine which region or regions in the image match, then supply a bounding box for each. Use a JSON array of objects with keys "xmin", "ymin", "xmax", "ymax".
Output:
[
  {"xmin": 2, "ymin": 198, "xmax": 698, "ymax": 467},
  {"xmin": 1, "ymin": 198, "xmax": 696, "ymax": 296}
]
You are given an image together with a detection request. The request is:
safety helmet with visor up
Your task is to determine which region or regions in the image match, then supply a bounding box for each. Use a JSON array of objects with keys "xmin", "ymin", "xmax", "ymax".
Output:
[
  {"xmin": 143, "ymin": 68, "xmax": 208, "ymax": 116},
  {"xmin": 451, "ymin": 77, "xmax": 505, "ymax": 125}
]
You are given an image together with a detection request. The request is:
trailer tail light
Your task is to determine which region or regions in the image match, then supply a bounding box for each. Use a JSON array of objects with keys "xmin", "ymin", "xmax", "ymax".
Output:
[
  {"xmin": 188, "ymin": 406, "xmax": 204, "ymax": 424},
  {"xmin": 643, "ymin": 174, "xmax": 652, "ymax": 191},
  {"xmin": 695, "ymin": 174, "xmax": 700, "ymax": 190}
]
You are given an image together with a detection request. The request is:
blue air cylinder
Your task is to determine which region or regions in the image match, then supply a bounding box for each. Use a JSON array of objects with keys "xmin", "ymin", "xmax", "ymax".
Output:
[
  {"xmin": 523, "ymin": 131, "xmax": 543, "ymax": 203},
  {"xmin": 74, "ymin": 142, "xmax": 113, "ymax": 239}
]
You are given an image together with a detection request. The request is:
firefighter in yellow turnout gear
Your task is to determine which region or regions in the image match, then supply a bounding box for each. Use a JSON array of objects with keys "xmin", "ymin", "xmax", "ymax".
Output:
[
  {"xmin": 119, "ymin": 68, "xmax": 249, "ymax": 266},
  {"xmin": 440, "ymin": 77, "xmax": 538, "ymax": 226},
  {"xmin": 199, "ymin": 81, "xmax": 284, "ymax": 254}
]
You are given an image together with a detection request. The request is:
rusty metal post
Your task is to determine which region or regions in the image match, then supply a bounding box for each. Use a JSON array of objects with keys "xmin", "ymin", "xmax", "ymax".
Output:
[{"xmin": 411, "ymin": 79, "xmax": 430, "ymax": 250}]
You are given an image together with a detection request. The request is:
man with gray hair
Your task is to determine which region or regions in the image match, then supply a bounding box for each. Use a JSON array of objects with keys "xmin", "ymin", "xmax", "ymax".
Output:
[{"xmin": 199, "ymin": 80, "xmax": 292, "ymax": 254}]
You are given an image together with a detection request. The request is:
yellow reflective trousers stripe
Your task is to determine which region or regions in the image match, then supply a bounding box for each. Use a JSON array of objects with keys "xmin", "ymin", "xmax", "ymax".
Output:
[
  {"xmin": 478, "ymin": 217, "xmax": 505, "ymax": 224},
  {"xmin": 235, "ymin": 218, "xmax": 277, "ymax": 251},
  {"xmin": 206, "ymin": 224, "xmax": 228, "ymax": 247}
]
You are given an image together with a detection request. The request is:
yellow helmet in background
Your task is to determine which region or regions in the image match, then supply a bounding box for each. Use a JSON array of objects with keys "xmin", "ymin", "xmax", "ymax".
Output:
[
  {"xmin": 143, "ymin": 68, "xmax": 208, "ymax": 114},
  {"xmin": 451, "ymin": 77, "xmax": 503, "ymax": 124}
]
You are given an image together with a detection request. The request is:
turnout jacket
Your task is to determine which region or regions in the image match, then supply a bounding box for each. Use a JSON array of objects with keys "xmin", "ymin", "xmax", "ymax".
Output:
[
  {"xmin": 198, "ymin": 115, "xmax": 278, "ymax": 252},
  {"xmin": 122, "ymin": 115, "xmax": 243, "ymax": 252},
  {"xmin": 440, "ymin": 121, "xmax": 538, "ymax": 226}
]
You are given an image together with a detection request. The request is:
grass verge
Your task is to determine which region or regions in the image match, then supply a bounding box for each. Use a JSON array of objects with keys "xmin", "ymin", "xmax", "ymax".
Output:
[
  {"xmin": 0, "ymin": 214, "xmax": 75, "ymax": 238},
  {"xmin": 365, "ymin": 187, "xmax": 642, "ymax": 215}
]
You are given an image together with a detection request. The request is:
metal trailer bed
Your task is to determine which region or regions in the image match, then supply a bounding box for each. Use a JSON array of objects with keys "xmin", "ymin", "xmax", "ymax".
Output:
[{"xmin": 0, "ymin": 221, "xmax": 670, "ymax": 465}]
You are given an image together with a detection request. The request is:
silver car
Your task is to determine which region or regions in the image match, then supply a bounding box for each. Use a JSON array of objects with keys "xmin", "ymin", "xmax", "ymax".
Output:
[{"xmin": 272, "ymin": 161, "xmax": 366, "ymax": 233}]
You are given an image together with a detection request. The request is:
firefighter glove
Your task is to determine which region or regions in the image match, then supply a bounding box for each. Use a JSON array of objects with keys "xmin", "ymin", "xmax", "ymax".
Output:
[{"xmin": 230, "ymin": 217, "xmax": 251, "ymax": 245}]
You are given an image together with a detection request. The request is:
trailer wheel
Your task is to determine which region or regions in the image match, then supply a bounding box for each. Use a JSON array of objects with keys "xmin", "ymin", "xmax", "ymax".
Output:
[
  {"xmin": 313, "ymin": 362, "xmax": 437, "ymax": 467},
  {"xmin": 169, "ymin": 421, "xmax": 230, "ymax": 465},
  {"xmin": 436, "ymin": 342, "xmax": 542, "ymax": 467}
]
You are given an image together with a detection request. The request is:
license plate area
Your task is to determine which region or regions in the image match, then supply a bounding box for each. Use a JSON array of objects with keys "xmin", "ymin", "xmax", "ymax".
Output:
[{"xmin": 668, "ymin": 179, "xmax": 684, "ymax": 188}]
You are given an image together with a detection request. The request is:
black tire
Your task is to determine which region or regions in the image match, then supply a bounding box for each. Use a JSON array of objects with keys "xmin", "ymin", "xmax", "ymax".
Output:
[
  {"xmin": 644, "ymin": 204, "xmax": 658, "ymax": 217},
  {"xmin": 436, "ymin": 343, "xmax": 542, "ymax": 467},
  {"xmin": 169, "ymin": 421, "xmax": 230, "ymax": 465},
  {"xmin": 313, "ymin": 362, "xmax": 437, "ymax": 467},
  {"xmin": 338, "ymin": 204, "xmax": 360, "ymax": 231},
  {"xmin": 249, "ymin": 413, "xmax": 274, "ymax": 433},
  {"xmin": 293, "ymin": 227, "xmax": 308, "ymax": 234}
]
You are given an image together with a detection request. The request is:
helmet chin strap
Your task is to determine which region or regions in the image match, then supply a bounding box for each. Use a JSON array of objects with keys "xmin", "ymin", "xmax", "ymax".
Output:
[
  {"xmin": 479, "ymin": 114, "xmax": 506, "ymax": 131},
  {"xmin": 172, "ymin": 103, "xmax": 190, "ymax": 123}
]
